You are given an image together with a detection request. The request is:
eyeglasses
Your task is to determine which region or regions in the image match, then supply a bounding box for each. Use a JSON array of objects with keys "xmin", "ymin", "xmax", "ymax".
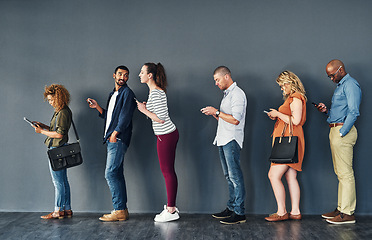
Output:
[{"xmin": 328, "ymin": 66, "xmax": 342, "ymax": 79}]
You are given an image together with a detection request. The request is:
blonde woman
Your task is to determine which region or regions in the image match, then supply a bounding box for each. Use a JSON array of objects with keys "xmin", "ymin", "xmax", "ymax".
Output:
[
  {"xmin": 33, "ymin": 84, "xmax": 73, "ymax": 219},
  {"xmin": 265, "ymin": 71, "xmax": 307, "ymax": 221}
]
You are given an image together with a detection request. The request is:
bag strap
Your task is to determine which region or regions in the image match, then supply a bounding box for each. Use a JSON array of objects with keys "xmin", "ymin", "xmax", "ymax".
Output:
[
  {"xmin": 71, "ymin": 119, "xmax": 80, "ymax": 142},
  {"xmin": 288, "ymin": 116, "xmax": 294, "ymax": 143},
  {"xmin": 48, "ymin": 111, "xmax": 80, "ymax": 148},
  {"xmin": 278, "ymin": 116, "xmax": 293, "ymax": 144}
]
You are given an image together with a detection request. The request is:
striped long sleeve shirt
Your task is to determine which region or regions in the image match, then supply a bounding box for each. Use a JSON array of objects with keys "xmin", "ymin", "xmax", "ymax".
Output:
[{"xmin": 146, "ymin": 89, "xmax": 176, "ymax": 135}]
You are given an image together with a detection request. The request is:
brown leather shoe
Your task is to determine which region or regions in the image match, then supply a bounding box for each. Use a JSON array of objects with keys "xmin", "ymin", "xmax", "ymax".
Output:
[
  {"xmin": 289, "ymin": 213, "xmax": 302, "ymax": 220},
  {"xmin": 326, "ymin": 213, "xmax": 356, "ymax": 224},
  {"xmin": 321, "ymin": 208, "xmax": 340, "ymax": 219},
  {"xmin": 64, "ymin": 210, "xmax": 73, "ymax": 218},
  {"xmin": 265, "ymin": 213, "xmax": 289, "ymax": 222},
  {"xmin": 99, "ymin": 209, "xmax": 129, "ymax": 222},
  {"xmin": 41, "ymin": 211, "xmax": 65, "ymax": 219}
]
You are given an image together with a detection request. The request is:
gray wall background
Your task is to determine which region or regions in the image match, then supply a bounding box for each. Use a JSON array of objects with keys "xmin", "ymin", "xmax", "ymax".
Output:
[{"xmin": 1, "ymin": 0, "xmax": 371, "ymax": 214}]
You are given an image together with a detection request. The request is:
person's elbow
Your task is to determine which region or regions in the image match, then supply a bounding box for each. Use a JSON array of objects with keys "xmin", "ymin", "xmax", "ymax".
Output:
[
  {"xmin": 349, "ymin": 110, "xmax": 360, "ymax": 118},
  {"xmin": 292, "ymin": 118, "xmax": 301, "ymax": 126},
  {"xmin": 55, "ymin": 133, "xmax": 64, "ymax": 139}
]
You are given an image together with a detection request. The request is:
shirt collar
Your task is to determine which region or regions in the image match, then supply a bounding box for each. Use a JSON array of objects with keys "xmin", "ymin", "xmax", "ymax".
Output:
[
  {"xmin": 111, "ymin": 83, "xmax": 128, "ymax": 94},
  {"xmin": 223, "ymin": 82, "xmax": 237, "ymax": 96},
  {"xmin": 337, "ymin": 73, "xmax": 350, "ymax": 86}
]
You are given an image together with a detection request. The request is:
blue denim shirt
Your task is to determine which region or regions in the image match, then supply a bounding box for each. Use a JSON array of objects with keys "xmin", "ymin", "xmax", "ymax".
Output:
[
  {"xmin": 327, "ymin": 74, "xmax": 361, "ymax": 136},
  {"xmin": 99, "ymin": 84, "xmax": 136, "ymax": 146}
]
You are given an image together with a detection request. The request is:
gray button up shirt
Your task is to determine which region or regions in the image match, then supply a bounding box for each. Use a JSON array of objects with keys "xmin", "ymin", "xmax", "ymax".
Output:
[{"xmin": 213, "ymin": 82, "xmax": 247, "ymax": 148}]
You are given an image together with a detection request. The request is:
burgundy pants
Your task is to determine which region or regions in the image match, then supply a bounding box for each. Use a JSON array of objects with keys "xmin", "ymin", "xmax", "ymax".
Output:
[{"xmin": 156, "ymin": 129, "xmax": 179, "ymax": 207}]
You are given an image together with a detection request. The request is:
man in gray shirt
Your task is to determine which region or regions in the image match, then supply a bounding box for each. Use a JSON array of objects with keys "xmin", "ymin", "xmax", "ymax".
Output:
[{"xmin": 201, "ymin": 66, "xmax": 247, "ymax": 224}]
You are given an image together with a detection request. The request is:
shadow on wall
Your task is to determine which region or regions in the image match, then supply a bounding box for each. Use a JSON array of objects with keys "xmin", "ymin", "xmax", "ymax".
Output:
[
  {"xmin": 70, "ymin": 90, "xmax": 113, "ymax": 211},
  {"xmin": 125, "ymin": 109, "xmax": 165, "ymax": 212},
  {"xmin": 350, "ymin": 63, "xmax": 371, "ymax": 215},
  {"xmin": 238, "ymin": 71, "xmax": 275, "ymax": 214},
  {"xmin": 176, "ymin": 87, "xmax": 223, "ymax": 213},
  {"xmin": 298, "ymin": 73, "xmax": 338, "ymax": 214}
]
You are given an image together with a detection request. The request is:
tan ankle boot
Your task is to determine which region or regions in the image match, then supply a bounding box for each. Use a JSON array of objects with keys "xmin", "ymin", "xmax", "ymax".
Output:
[{"xmin": 99, "ymin": 209, "xmax": 129, "ymax": 221}]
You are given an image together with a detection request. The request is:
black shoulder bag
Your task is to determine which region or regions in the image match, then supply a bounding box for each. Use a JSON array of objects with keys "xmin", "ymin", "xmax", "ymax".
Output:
[
  {"xmin": 47, "ymin": 115, "xmax": 83, "ymax": 171},
  {"xmin": 269, "ymin": 116, "xmax": 298, "ymax": 164}
]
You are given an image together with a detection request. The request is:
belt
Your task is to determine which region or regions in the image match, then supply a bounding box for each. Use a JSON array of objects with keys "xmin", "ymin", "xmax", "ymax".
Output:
[{"xmin": 329, "ymin": 123, "xmax": 344, "ymax": 128}]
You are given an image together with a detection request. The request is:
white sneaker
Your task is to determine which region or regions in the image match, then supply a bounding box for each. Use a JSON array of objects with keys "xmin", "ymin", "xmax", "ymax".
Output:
[
  {"xmin": 155, "ymin": 205, "xmax": 169, "ymax": 218},
  {"xmin": 154, "ymin": 205, "xmax": 180, "ymax": 222}
]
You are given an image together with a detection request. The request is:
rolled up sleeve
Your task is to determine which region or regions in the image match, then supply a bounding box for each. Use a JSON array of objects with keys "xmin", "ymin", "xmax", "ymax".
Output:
[
  {"xmin": 56, "ymin": 110, "xmax": 70, "ymax": 135},
  {"xmin": 231, "ymin": 92, "xmax": 246, "ymax": 122}
]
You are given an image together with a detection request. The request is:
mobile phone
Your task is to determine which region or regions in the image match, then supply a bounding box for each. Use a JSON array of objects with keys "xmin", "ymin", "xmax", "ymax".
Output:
[
  {"xmin": 312, "ymin": 102, "xmax": 327, "ymax": 114},
  {"xmin": 134, "ymin": 97, "xmax": 139, "ymax": 102},
  {"xmin": 263, "ymin": 110, "xmax": 269, "ymax": 114},
  {"xmin": 88, "ymin": 99, "xmax": 93, "ymax": 105},
  {"xmin": 24, "ymin": 117, "xmax": 36, "ymax": 127}
]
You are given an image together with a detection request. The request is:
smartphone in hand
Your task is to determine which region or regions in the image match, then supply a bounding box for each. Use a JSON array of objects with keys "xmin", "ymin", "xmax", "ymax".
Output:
[{"xmin": 312, "ymin": 102, "xmax": 328, "ymax": 114}]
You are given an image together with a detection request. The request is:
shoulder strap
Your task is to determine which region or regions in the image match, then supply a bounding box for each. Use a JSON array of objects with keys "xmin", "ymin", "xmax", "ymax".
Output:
[{"xmin": 71, "ymin": 119, "xmax": 80, "ymax": 142}]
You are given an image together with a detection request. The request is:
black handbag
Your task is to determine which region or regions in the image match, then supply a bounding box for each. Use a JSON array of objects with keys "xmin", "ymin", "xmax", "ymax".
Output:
[
  {"xmin": 47, "ymin": 117, "xmax": 83, "ymax": 171},
  {"xmin": 269, "ymin": 117, "xmax": 298, "ymax": 164}
]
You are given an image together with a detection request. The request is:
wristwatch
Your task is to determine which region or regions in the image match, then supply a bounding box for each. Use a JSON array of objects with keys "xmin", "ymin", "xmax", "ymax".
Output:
[{"xmin": 216, "ymin": 110, "xmax": 220, "ymax": 117}]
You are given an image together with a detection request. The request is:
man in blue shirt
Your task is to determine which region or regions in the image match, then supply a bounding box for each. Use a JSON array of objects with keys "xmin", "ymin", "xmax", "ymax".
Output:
[
  {"xmin": 316, "ymin": 59, "xmax": 361, "ymax": 224},
  {"xmin": 201, "ymin": 66, "xmax": 247, "ymax": 225},
  {"xmin": 87, "ymin": 66, "xmax": 136, "ymax": 221}
]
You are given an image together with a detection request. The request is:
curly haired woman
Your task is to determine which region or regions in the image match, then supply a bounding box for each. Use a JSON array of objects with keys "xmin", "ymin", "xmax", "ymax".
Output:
[{"xmin": 33, "ymin": 84, "xmax": 73, "ymax": 219}]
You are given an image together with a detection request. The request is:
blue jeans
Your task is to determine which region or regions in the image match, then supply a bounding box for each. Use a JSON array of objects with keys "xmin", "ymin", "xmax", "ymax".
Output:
[
  {"xmin": 105, "ymin": 139, "xmax": 128, "ymax": 210},
  {"xmin": 218, "ymin": 140, "xmax": 245, "ymax": 215},
  {"xmin": 49, "ymin": 147, "xmax": 71, "ymax": 211}
]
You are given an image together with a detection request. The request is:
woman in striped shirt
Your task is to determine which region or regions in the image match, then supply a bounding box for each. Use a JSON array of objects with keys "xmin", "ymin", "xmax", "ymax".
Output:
[{"xmin": 137, "ymin": 62, "xmax": 180, "ymax": 222}]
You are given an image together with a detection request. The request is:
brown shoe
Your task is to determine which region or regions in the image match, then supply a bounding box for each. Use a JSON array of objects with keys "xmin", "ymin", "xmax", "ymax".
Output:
[
  {"xmin": 41, "ymin": 211, "xmax": 65, "ymax": 219},
  {"xmin": 64, "ymin": 210, "xmax": 73, "ymax": 218},
  {"xmin": 99, "ymin": 209, "xmax": 129, "ymax": 222},
  {"xmin": 289, "ymin": 213, "xmax": 302, "ymax": 220},
  {"xmin": 321, "ymin": 208, "xmax": 340, "ymax": 219},
  {"xmin": 265, "ymin": 213, "xmax": 289, "ymax": 222},
  {"xmin": 326, "ymin": 213, "xmax": 356, "ymax": 224}
]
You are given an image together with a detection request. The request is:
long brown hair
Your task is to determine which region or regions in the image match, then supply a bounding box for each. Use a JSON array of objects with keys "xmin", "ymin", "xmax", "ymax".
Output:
[
  {"xmin": 43, "ymin": 84, "xmax": 70, "ymax": 111},
  {"xmin": 144, "ymin": 62, "xmax": 167, "ymax": 92}
]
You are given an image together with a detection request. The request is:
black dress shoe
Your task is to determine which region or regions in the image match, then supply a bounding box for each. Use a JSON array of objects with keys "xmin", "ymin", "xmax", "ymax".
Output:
[
  {"xmin": 212, "ymin": 208, "xmax": 233, "ymax": 219},
  {"xmin": 220, "ymin": 212, "xmax": 246, "ymax": 224}
]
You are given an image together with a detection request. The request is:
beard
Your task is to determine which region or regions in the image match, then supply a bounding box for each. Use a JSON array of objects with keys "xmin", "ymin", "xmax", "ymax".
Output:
[{"xmin": 116, "ymin": 79, "xmax": 126, "ymax": 86}]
